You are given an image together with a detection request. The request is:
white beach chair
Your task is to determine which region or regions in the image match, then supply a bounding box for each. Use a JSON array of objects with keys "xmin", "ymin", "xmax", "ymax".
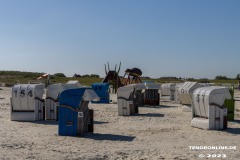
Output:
[{"xmin": 191, "ymin": 86, "xmax": 231, "ymax": 130}]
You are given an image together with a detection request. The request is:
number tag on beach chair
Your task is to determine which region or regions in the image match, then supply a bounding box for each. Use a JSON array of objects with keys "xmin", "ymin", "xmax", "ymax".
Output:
[{"xmin": 78, "ymin": 112, "xmax": 84, "ymax": 118}]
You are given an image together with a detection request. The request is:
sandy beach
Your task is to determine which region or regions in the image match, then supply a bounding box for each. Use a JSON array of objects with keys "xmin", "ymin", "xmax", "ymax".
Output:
[{"xmin": 0, "ymin": 87, "xmax": 240, "ymax": 160}]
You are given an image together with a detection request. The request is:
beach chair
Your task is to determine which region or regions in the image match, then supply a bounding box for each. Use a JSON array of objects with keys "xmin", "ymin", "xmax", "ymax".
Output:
[
  {"xmin": 191, "ymin": 86, "xmax": 231, "ymax": 130},
  {"xmin": 11, "ymin": 84, "xmax": 45, "ymax": 121},
  {"xmin": 117, "ymin": 84, "xmax": 146, "ymax": 116},
  {"xmin": 91, "ymin": 83, "xmax": 110, "ymax": 103},
  {"xmin": 58, "ymin": 88, "xmax": 99, "ymax": 136},
  {"xmin": 174, "ymin": 83, "xmax": 183, "ymax": 103},
  {"xmin": 143, "ymin": 83, "xmax": 161, "ymax": 105},
  {"xmin": 177, "ymin": 82, "xmax": 201, "ymax": 111},
  {"xmin": 45, "ymin": 83, "xmax": 81, "ymax": 120},
  {"xmin": 160, "ymin": 83, "xmax": 175, "ymax": 101}
]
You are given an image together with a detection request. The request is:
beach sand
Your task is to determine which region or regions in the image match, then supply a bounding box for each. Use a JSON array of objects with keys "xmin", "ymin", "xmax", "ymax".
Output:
[{"xmin": 0, "ymin": 87, "xmax": 240, "ymax": 159}]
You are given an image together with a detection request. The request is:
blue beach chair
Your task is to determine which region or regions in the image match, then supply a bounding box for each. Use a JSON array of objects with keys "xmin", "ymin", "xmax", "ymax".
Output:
[{"xmin": 58, "ymin": 88, "xmax": 99, "ymax": 136}]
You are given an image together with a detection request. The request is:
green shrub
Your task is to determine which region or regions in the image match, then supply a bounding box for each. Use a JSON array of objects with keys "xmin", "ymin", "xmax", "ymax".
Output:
[{"xmin": 54, "ymin": 73, "xmax": 66, "ymax": 77}]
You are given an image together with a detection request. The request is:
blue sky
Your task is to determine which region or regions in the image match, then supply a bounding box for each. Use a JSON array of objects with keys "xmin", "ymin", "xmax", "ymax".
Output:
[{"xmin": 0, "ymin": 0, "xmax": 239, "ymax": 79}]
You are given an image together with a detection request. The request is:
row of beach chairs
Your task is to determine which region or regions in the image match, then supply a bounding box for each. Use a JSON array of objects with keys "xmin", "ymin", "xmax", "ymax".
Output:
[{"xmin": 117, "ymin": 82, "xmax": 234, "ymax": 130}]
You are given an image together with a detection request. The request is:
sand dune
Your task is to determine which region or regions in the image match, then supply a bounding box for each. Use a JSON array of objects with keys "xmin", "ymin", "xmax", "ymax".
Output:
[{"xmin": 0, "ymin": 87, "xmax": 240, "ymax": 159}]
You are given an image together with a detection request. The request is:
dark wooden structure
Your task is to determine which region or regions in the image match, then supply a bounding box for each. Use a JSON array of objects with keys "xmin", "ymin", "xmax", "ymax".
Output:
[
  {"xmin": 123, "ymin": 68, "xmax": 142, "ymax": 85},
  {"xmin": 102, "ymin": 62, "xmax": 124, "ymax": 93},
  {"xmin": 102, "ymin": 63, "xmax": 143, "ymax": 93}
]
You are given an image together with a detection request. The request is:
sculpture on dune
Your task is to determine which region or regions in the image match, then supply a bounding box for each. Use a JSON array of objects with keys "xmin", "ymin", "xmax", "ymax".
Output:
[
  {"xmin": 102, "ymin": 62, "xmax": 142, "ymax": 93},
  {"xmin": 102, "ymin": 62, "xmax": 123, "ymax": 93},
  {"xmin": 123, "ymin": 67, "xmax": 142, "ymax": 85}
]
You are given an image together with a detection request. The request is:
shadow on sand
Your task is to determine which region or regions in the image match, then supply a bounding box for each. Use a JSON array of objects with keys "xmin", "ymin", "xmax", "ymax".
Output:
[
  {"xmin": 140, "ymin": 105, "xmax": 178, "ymax": 109},
  {"xmin": 220, "ymin": 120, "xmax": 240, "ymax": 134},
  {"xmin": 22, "ymin": 120, "xmax": 110, "ymax": 126},
  {"xmin": 83, "ymin": 133, "xmax": 135, "ymax": 142},
  {"xmin": 32, "ymin": 121, "xmax": 58, "ymax": 125},
  {"xmin": 94, "ymin": 121, "xmax": 109, "ymax": 125},
  {"xmin": 15, "ymin": 120, "xmax": 58, "ymax": 125},
  {"xmin": 223, "ymin": 127, "xmax": 240, "ymax": 135},
  {"xmin": 15, "ymin": 120, "xmax": 109, "ymax": 125},
  {"xmin": 229, "ymin": 119, "xmax": 240, "ymax": 124},
  {"xmin": 133, "ymin": 113, "xmax": 164, "ymax": 118}
]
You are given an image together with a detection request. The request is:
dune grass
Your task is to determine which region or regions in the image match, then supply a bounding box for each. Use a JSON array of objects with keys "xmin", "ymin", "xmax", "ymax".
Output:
[{"xmin": 0, "ymin": 71, "xmax": 239, "ymax": 87}]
